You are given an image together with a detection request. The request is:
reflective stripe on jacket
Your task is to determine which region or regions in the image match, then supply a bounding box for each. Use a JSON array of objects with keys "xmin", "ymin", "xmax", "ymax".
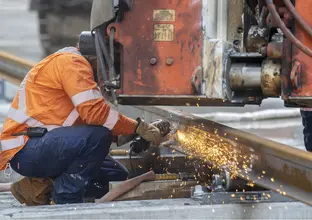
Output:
[{"xmin": 0, "ymin": 47, "xmax": 137, "ymax": 170}]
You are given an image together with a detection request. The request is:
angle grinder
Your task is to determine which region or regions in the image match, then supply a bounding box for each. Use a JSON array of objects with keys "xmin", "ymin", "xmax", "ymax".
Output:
[
  {"xmin": 116, "ymin": 118, "xmax": 171, "ymax": 152},
  {"xmin": 130, "ymin": 118, "xmax": 171, "ymax": 154}
]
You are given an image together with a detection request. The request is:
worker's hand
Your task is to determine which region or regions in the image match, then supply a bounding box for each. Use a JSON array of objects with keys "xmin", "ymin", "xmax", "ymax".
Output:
[
  {"xmin": 135, "ymin": 119, "xmax": 162, "ymax": 146},
  {"xmin": 150, "ymin": 119, "xmax": 171, "ymax": 137},
  {"xmin": 116, "ymin": 134, "xmax": 136, "ymax": 146}
]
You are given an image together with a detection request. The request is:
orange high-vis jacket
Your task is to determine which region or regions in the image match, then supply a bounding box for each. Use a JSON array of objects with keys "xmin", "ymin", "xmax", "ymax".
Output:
[{"xmin": 0, "ymin": 47, "xmax": 137, "ymax": 171}]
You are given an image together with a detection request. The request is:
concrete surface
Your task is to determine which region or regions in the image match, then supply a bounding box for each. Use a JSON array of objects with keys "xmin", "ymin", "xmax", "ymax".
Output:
[
  {"xmin": 0, "ymin": 196, "xmax": 311, "ymax": 219},
  {"xmin": 1, "ymin": 189, "xmax": 312, "ymax": 219},
  {"xmin": 110, "ymin": 180, "xmax": 197, "ymax": 201}
]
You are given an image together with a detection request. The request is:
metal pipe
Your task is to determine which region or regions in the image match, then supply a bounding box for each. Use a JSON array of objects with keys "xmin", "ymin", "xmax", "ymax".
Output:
[
  {"xmin": 97, "ymin": 29, "xmax": 118, "ymax": 105},
  {"xmin": 95, "ymin": 29, "xmax": 117, "ymax": 105},
  {"xmin": 94, "ymin": 30, "xmax": 109, "ymax": 82},
  {"xmin": 266, "ymin": 0, "xmax": 312, "ymax": 57},
  {"xmin": 283, "ymin": 0, "xmax": 312, "ymax": 38},
  {"xmin": 229, "ymin": 63, "xmax": 262, "ymax": 90},
  {"xmin": 109, "ymin": 28, "xmax": 116, "ymax": 80},
  {"xmin": 98, "ymin": 31, "xmax": 114, "ymax": 72}
]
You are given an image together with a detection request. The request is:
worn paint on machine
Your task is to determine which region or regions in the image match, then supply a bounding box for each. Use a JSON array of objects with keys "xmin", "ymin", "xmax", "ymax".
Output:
[{"xmin": 108, "ymin": 0, "xmax": 203, "ymax": 95}]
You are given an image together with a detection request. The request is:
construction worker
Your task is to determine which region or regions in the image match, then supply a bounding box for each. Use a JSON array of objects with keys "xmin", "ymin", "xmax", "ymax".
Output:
[{"xmin": 0, "ymin": 46, "xmax": 163, "ymax": 205}]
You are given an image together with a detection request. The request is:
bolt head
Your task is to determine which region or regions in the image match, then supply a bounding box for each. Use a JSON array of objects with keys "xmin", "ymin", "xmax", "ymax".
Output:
[
  {"xmin": 237, "ymin": 26, "xmax": 244, "ymax": 34},
  {"xmin": 166, "ymin": 57, "xmax": 174, "ymax": 65},
  {"xmin": 150, "ymin": 57, "xmax": 157, "ymax": 65}
]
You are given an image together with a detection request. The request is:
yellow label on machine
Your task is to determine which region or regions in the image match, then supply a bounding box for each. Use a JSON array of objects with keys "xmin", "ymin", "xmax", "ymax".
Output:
[
  {"xmin": 153, "ymin": 10, "xmax": 175, "ymax": 21},
  {"xmin": 154, "ymin": 24, "xmax": 174, "ymax": 42}
]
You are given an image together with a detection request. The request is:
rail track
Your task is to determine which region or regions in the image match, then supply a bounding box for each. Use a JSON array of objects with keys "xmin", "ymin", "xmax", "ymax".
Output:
[{"xmin": 0, "ymin": 51, "xmax": 311, "ymax": 206}]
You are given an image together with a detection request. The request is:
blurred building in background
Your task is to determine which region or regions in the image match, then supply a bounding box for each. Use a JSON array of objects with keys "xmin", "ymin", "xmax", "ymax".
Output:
[{"xmin": 29, "ymin": 0, "xmax": 92, "ymax": 55}]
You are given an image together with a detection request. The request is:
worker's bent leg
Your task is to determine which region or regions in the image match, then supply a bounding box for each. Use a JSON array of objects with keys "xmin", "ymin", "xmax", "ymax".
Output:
[
  {"xmin": 10, "ymin": 126, "xmax": 112, "ymax": 204},
  {"xmin": 301, "ymin": 110, "xmax": 312, "ymax": 152},
  {"xmin": 85, "ymin": 155, "xmax": 129, "ymax": 199},
  {"xmin": 101, "ymin": 155, "xmax": 129, "ymax": 182}
]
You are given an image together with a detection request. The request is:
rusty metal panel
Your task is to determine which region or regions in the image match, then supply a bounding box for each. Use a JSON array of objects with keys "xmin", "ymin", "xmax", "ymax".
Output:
[
  {"xmin": 291, "ymin": 0, "xmax": 312, "ymax": 99},
  {"xmin": 227, "ymin": 0, "xmax": 244, "ymax": 52},
  {"xmin": 109, "ymin": 0, "xmax": 203, "ymax": 95}
]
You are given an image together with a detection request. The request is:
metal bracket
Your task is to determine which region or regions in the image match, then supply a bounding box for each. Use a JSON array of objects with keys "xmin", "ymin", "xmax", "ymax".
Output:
[
  {"xmin": 290, "ymin": 60, "xmax": 302, "ymax": 93},
  {"xmin": 200, "ymin": 190, "xmax": 294, "ymax": 205}
]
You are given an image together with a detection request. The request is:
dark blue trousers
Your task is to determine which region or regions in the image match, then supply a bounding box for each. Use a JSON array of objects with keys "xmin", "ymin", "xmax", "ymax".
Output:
[
  {"xmin": 301, "ymin": 110, "xmax": 312, "ymax": 152},
  {"xmin": 10, "ymin": 126, "xmax": 129, "ymax": 204}
]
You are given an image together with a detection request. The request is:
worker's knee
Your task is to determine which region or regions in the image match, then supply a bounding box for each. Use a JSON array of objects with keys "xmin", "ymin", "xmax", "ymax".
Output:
[
  {"xmin": 87, "ymin": 126, "xmax": 113, "ymax": 147},
  {"xmin": 80, "ymin": 126, "xmax": 113, "ymax": 163}
]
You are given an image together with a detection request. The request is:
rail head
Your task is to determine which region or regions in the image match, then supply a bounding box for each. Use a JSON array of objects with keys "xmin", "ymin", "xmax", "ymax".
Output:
[
  {"xmin": 137, "ymin": 106, "xmax": 312, "ymax": 206},
  {"xmin": 0, "ymin": 52, "xmax": 35, "ymax": 69},
  {"xmin": 0, "ymin": 51, "xmax": 34, "ymax": 85}
]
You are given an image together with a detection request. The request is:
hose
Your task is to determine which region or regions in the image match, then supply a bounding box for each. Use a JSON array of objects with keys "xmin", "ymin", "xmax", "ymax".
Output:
[
  {"xmin": 94, "ymin": 31, "xmax": 108, "ymax": 82},
  {"xmin": 109, "ymin": 28, "xmax": 116, "ymax": 80},
  {"xmin": 97, "ymin": 29, "xmax": 118, "ymax": 105},
  {"xmin": 266, "ymin": 0, "xmax": 312, "ymax": 57},
  {"xmin": 283, "ymin": 0, "xmax": 312, "ymax": 37}
]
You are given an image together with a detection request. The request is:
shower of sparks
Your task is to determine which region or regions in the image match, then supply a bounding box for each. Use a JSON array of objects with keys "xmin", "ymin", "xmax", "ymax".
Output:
[
  {"xmin": 176, "ymin": 126, "xmax": 257, "ymax": 179},
  {"xmin": 247, "ymin": 181, "xmax": 255, "ymax": 187}
]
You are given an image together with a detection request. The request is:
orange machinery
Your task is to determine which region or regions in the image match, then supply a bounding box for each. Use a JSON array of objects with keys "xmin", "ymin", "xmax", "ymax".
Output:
[{"xmin": 78, "ymin": 0, "xmax": 312, "ymax": 108}]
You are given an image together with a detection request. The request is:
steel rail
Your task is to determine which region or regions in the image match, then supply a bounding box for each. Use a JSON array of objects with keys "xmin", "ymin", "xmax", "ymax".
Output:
[
  {"xmin": 0, "ymin": 51, "xmax": 312, "ymax": 205},
  {"xmin": 0, "ymin": 52, "xmax": 34, "ymax": 85},
  {"xmin": 137, "ymin": 106, "xmax": 312, "ymax": 206}
]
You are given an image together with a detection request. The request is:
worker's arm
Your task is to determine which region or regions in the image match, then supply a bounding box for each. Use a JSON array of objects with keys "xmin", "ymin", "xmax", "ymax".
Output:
[
  {"xmin": 59, "ymin": 54, "xmax": 136, "ymax": 136},
  {"xmin": 59, "ymin": 54, "xmax": 162, "ymax": 145}
]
